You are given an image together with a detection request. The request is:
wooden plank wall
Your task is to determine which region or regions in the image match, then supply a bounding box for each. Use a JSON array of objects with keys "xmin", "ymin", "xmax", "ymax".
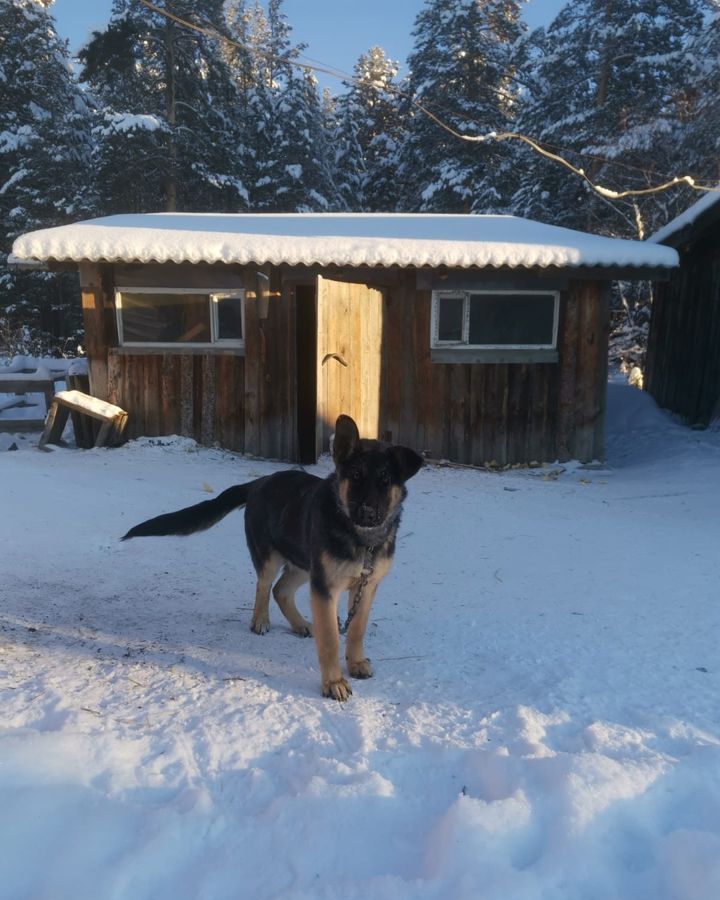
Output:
[
  {"xmin": 380, "ymin": 274, "xmax": 609, "ymax": 464},
  {"xmin": 81, "ymin": 259, "xmax": 611, "ymax": 464},
  {"xmin": 243, "ymin": 268, "xmax": 296, "ymax": 460},
  {"xmin": 646, "ymin": 236, "xmax": 720, "ymax": 426},
  {"xmin": 98, "ymin": 262, "xmax": 296, "ymax": 459},
  {"xmin": 107, "ymin": 351, "xmax": 245, "ymax": 450},
  {"xmin": 557, "ymin": 280, "xmax": 610, "ymax": 462}
]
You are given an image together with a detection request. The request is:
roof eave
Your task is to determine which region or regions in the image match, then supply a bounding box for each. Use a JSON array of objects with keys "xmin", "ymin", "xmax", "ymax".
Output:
[
  {"xmin": 6, "ymin": 254, "xmax": 50, "ymax": 271},
  {"xmin": 653, "ymin": 197, "xmax": 720, "ymax": 249},
  {"xmin": 16, "ymin": 255, "xmax": 676, "ymax": 281}
]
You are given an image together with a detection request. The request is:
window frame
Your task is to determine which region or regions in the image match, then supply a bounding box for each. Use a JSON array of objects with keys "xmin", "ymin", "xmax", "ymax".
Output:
[
  {"xmin": 431, "ymin": 289, "xmax": 560, "ymax": 352},
  {"xmin": 115, "ymin": 287, "xmax": 245, "ymax": 350}
]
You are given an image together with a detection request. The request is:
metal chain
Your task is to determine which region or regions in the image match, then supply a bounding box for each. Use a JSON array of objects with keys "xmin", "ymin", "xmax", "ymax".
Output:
[{"xmin": 339, "ymin": 546, "xmax": 375, "ymax": 634}]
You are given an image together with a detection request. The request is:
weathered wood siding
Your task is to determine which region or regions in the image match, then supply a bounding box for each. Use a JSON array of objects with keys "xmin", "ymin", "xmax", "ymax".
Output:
[
  {"xmin": 107, "ymin": 350, "xmax": 245, "ymax": 449},
  {"xmin": 81, "ymin": 262, "xmax": 253, "ymax": 455},
  {"xmin": 380, "ymin": 274, "xmax": 609, "ymax": 464},
  {"xmin": 647, "ymin": 234, "xmax": 720, "ymax": 426},
  {"xmin": 79, "ymin": 261, "xmax": 611, "ymax": 464},
  {"xmin": 243, "ymin": 268, "xmax": 296, "ymax": 460}
]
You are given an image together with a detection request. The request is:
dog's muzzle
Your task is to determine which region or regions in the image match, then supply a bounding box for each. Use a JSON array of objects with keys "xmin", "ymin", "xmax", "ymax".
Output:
[{"xmin": 355, "ymin": 504, "xmax": 380, "ymax": 526}]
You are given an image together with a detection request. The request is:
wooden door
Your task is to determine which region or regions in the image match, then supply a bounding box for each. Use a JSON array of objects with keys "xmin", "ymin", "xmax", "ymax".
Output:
[{"xmin": 316, "ymin": 275, "xmax": 383, "ymax": 455}]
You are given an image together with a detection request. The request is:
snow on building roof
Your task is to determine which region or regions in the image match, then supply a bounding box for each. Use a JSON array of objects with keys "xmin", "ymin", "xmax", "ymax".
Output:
[
  {"xmin": 649, "ymin": 190, "xmax": 720, "ymax": 246},
  {"xmin": 12, "ymin": 212, "xmax": 678, "ymax": 272}
]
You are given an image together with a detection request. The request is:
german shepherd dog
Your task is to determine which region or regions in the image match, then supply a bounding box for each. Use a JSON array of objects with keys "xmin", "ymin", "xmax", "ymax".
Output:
[{"xmin": 122, "ymin": 415, "xmax": 423, "ymax": 700}]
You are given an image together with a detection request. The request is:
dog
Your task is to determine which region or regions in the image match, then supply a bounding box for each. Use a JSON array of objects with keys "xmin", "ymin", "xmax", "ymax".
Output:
[{"xmin": 122, "ymin": 414, "xmax": 423, "ymax": 700}]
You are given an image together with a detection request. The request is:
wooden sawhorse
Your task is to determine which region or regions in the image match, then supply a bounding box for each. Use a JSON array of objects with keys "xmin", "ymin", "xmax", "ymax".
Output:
[{"xmin": 39, "ymin": 390, "xmax": 128, "ymax": 449}]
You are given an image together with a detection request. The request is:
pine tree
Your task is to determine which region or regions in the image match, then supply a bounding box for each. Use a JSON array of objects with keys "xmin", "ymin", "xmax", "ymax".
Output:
[
  {"xmin": 333, "ymin": 47, "xmax": 404, "ymax": 211},
  {"xmin": 332, "ymin": 89, "xmax": 365, "ymax": 211},
  {"xmin": 680, "ymin": 2, "xmax": 720, "ymax": 191},
  {"xmin": 224, "ymin": 0, "xmax": 269, "ymax": 94},
  {"xmin": 0, "ymin": 0, "xmax": 94, "ymax": 355},
  {"xmin": 396, "ymin": 0, "xmax": 524, "ymax": 213},
  {"xmin": 233, "ymin": 0, "xmax": 296, "ymax": 210},
  {"xmin": 265, "ymin": 69, "xmax": 338, "ymax": 211},
  {"xmin": 80, "ymin": 0, "xmax": 247, "ymax": 214},
  {"xmin": 512, "ymin": 0, "xmax": 706, "ymax": 237},
  {"xmin": 224, "ymin": 0, "xmax": 277, "ymax": 209},
  {"xmin": 251, "ymin": 0, "xmax": 338, "ymax": 211},
  {"xmin": 265, "ymin": 0, "xmax": 294, "ymax": 86}
]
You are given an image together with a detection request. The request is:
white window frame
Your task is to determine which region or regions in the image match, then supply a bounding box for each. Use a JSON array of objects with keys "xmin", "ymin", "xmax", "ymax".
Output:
[
  {"xmin": 115, "ymin": 287, "xmax": 245, "ymax": 349},
  {"xmin": 431, "ymin": 289, "xmax": 560, "ymax": 350}
]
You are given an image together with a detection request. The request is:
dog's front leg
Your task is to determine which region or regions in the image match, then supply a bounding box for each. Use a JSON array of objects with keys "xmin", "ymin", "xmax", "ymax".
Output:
[
  {"xmin": 346, "ymin": 556, "xmax": 391, "ymax": 679},
  {"xmin": 344, "ymin": 580, "xmax": 379, "ymax": 679},
  {"xmin": 310, "ymin": 586, "xmax": 351, "ymax": 701}
]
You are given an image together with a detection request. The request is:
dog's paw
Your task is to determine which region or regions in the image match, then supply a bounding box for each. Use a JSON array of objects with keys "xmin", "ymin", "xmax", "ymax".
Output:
[
  {"xmin": 347, "ymin": 658, "xmax": 373, "ymax": 679},
  {"xmin": 322, "ymin": 676, "xmax": 352, "ymax": 701},
  {"xmin": 292, "ymin": 620, "xmax": 312, "ymax": 637},
  {"xmin": 250, "ymin": 616, "xmax": 270, "ymax": 635}
]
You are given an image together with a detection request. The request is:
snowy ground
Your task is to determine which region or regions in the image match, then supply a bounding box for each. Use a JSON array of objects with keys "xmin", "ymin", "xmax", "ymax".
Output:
[{"xmin": 1, "ymin": 382, "xmax": 719, "ymax": 900}]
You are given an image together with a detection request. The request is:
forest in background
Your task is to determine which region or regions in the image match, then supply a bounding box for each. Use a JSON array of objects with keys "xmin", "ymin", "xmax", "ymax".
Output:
[{"xmin": 1, "ymin": 0, "xmax": 719, "ymax": 364}]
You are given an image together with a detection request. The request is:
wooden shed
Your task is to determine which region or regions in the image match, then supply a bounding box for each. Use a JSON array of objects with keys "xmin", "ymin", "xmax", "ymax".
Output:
[
  {"xmin": 12, "ymin": 213, "xmax": 677, "ymax": 464},
  {"xmin": 646, "ymin": 193, "xmax": 720, "ymax": 428}
]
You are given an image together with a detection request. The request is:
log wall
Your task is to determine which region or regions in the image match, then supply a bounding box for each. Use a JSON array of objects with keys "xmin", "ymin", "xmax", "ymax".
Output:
[{"xmin": 646, "ymin": 233, "xmax": 720, "ymax": 427}]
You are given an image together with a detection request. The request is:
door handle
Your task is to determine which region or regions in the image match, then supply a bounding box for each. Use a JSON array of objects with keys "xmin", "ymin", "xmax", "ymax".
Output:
[{"xmin": 321, "ymin": 352, "xmax": 349, "ymax": 368}]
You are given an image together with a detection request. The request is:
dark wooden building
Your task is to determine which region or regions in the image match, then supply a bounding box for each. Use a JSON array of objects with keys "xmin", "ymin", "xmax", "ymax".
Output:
[
  {"xmin": 647, "ymin": 193, "xmax": 720, "ymax": 428},
  {"xmin": 13, "ymin": 213, "xmax": 677, "ymax": 464}
]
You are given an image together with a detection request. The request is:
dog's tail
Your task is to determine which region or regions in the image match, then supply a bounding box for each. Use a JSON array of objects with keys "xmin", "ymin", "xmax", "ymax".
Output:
[{"xmin": 121, "ymin": 480, "xmax": 260, "ymax": 541}]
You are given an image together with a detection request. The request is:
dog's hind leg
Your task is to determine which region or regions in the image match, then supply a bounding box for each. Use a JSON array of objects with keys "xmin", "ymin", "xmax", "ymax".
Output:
[
  {"xmin": 273, "ymin": 565, "xmax": 312, "ymax": 637},
  {"xmin": 250, "ymin": 552, "xmax": 283, "ymax": 635}
]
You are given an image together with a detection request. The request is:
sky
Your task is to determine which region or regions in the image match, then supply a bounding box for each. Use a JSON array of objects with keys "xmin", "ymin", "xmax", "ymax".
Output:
[{"xmin": 52, "ymin": 0, "xmax": 565, "ymax": 90}]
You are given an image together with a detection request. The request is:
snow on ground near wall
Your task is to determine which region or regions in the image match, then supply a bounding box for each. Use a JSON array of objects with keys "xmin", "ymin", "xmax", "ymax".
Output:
[{"xmin": 1, "ymin": 383, "xmax": 720, "ymax": 900}]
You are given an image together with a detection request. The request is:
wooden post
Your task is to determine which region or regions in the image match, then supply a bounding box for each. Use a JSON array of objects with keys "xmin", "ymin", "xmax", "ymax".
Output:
[
  {"xmin": 78, "ymin": 263, "xmax": 115, "ymax": 401},
  {"xmin": 592, "ymin": 283, "xmax": 611, "ymax": 460},
  {"xmin": 556, "ymin": 288, "xmax": 579, "ymax": 461},
  {"xmin": 243, "ymin": 268, "xmax": 261, "ymax": 457}
]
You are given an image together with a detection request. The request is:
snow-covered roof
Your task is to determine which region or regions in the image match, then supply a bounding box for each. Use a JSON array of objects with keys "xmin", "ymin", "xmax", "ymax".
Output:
[
  {"xmin": 649, "ymin": 191, "xmax": 720, "ymax": 246},
  {"xmin": 12, "ymin": 213, "xmax": 678, "ymax": 272}
]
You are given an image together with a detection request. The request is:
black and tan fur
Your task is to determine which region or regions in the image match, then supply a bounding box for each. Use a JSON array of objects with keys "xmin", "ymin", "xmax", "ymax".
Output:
[{"xmin": 122, "ymin": 415, "xmax": 423, "ymax": 700}]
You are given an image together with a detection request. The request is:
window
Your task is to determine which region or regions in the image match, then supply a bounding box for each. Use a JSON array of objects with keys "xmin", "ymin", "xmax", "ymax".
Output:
[
  {"xmin": 431, "ymin": 290, "xmax": 559, "ymax": 351},
  {"xmin": 115, "ymin": 288, "xmax": 244, "ymax": 349}
]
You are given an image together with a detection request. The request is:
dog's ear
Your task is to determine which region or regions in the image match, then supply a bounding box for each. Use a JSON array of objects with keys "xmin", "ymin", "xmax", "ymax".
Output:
[
  {"xmin": 388, "ymin": 445, "xmax": 424, "ymax": 482},
  {"xmin": 333, "ymin": 414, "xmax": 360, "ymax": 463}
]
